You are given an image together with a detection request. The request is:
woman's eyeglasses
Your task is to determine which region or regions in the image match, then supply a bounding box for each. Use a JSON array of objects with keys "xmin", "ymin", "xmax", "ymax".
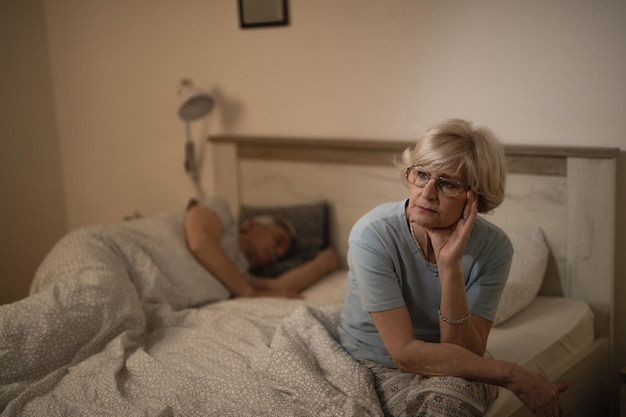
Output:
[{"xmin": 405, "ymin": 166, "xmax": 469, "ymax": 198}]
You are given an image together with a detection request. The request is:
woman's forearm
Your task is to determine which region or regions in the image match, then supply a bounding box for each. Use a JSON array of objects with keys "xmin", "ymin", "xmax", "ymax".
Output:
[
  {"xmin": 395, "ymin": 340, "xmax": 567, "ymax": 416},
  {"xmin": 395, "ymin": 339, "xmax": 507, "ymax": 381},
  {"xmin": 437, "ymin": 263, "xmax": 487, "ymax": 355}
]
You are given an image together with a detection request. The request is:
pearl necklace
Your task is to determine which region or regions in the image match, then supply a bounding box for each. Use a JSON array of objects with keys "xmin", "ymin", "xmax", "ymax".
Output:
[{"xmin": 409, "ymin": 223, "xmax": 438, "ymax": 276}]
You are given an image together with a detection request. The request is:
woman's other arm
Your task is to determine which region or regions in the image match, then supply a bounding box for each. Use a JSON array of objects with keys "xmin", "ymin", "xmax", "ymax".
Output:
[{"xmin": 370, "ymin": 307, "xmax": 568, "ymax": 417}]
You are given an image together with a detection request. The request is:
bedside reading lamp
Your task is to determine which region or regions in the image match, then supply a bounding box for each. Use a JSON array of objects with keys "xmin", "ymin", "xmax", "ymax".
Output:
[{"xmin": 177, "ymin": 78, "xmax": 214, "ymax": 182}]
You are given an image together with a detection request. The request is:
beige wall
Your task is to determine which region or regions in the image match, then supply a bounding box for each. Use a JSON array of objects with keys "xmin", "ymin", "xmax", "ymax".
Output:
[
  {"xmin": 2, "ymin": 2, "xmax": 624, "ymax": 318},
  {"xmin": 0, "ymin": 1, "xmax": 67, "ymax": 304},
  {"xmin": 41, "ymin": 0, "xmax": 626, "ymax": 231}
]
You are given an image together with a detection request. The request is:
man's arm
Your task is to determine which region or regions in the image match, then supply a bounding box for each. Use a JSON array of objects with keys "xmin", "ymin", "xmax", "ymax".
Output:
[
  {"xmin": 251, "ymin": 247, "xmax": 341, "ymax": 292},
  {"xmin": 185, "ymin": 203, "xmax": 299, "ymax": 298}
]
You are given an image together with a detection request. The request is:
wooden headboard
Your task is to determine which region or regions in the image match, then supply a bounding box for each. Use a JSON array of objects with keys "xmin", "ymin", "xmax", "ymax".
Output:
[{"xmin": 209, "ymin": 135, "xmax": 618, "ymax": 342}]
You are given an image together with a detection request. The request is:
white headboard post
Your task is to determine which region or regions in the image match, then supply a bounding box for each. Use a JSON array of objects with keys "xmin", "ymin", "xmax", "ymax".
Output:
[
  {"xmin": 566, "ymin": 157, "xmax": 616, "ymax": 338},
  {"xmin": 213, "ymin": 141, "xmax": 241, "ymax": 218}
]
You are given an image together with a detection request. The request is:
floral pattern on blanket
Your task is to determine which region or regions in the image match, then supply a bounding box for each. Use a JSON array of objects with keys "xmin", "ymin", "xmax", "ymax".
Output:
[{"xmin": 0, "ymin": 211, "xmax": 381, "ymax": 417}]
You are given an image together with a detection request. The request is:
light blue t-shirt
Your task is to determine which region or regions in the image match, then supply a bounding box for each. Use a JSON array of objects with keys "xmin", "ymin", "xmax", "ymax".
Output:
[{"xmin": 337, "ymin": 199, "xmax": 513, "ymax": 368}]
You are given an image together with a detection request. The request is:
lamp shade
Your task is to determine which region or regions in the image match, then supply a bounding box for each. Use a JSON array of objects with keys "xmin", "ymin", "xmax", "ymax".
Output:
[{"xmin": 177, "ymin": 78, "xmax": 214, "ymax": 121}]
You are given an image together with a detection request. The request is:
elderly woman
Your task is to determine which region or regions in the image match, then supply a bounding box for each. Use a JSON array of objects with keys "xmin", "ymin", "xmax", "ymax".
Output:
[{"xmin": 338, "ymin": 119, "xmax": 567, "ymax": 417}]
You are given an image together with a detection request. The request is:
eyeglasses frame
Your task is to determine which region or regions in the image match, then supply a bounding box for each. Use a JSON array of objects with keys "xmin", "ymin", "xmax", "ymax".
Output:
[{"xmin": 405, "ymin": 166, "xmax": 470, "ymax": 198}]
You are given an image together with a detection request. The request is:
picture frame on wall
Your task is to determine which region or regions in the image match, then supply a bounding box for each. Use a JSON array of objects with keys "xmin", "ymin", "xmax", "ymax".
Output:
[{"xmin": 238, "ymin": 0, "xmax": 289, "ymax": 28}]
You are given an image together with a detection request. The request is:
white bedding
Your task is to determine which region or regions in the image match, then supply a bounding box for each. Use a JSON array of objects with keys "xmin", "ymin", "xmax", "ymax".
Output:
[
  {"xmin": 0, "ymin": 213, "xmax": 595, "ymax": 417},
  {"xmin": 0, "ymin": 213, "xmax": 381, "ymax": 416}
]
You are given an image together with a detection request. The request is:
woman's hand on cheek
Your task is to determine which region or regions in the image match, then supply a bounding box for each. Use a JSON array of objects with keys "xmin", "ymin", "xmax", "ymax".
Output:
[
  {"xmin": 459, "ymin": 190, "xmax": 478, "ymax": 229},
  {"xmin": 427, "ymin": 190, "xmax": 478, "ymax": 266}
]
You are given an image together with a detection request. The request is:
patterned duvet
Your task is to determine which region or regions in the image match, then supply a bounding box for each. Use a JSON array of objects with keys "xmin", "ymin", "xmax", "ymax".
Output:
[{"xmin": 0, "ymin": 212, "xmax": 381, "ymax": 416}]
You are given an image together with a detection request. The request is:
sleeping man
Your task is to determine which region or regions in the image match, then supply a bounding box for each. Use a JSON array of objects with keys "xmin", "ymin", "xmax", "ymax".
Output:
[{"xmin": 185, "ymin": 196, "xmax": 340, "ymax": 299}]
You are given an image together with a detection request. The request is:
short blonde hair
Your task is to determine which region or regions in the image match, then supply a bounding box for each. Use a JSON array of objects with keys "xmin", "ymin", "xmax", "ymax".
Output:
[{"xmin": 398, "ymin": 118, "xmax": 507, "ymax": 213}]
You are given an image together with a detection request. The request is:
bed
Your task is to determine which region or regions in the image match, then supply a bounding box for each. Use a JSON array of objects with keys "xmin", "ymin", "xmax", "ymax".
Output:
[{"xmin": 0, "ymin": 135, "xmax": 618, "ymax": 417}]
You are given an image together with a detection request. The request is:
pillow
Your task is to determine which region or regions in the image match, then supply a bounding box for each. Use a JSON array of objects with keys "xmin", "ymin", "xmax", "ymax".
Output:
[
  {"xmin": 239, "ymin": 201, "xmax": 330, "ymax": 277},
  {"xmin": 493, "ymin": 228, "xmax": 550, "ymax": 326}
]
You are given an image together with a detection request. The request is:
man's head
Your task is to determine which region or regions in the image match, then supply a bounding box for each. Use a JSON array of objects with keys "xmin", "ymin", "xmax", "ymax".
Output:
[{"xmin": 238, "ymin": 216, "xmax": 296, "ymax": 268}]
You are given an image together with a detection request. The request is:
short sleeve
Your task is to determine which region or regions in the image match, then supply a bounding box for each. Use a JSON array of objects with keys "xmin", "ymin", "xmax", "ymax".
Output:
[
  {"xmin": 348, "ymin": 226, "xmax": 406, "ymax": 313},
  {"xmin": 465, "ymin": 223, "xmax": 514, "ymax": 322}
]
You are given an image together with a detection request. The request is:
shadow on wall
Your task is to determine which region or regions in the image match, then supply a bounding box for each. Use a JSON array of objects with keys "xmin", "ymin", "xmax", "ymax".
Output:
[{"xmin": 212, "ymin": 87, "xmax": 244, "ymax": 133}]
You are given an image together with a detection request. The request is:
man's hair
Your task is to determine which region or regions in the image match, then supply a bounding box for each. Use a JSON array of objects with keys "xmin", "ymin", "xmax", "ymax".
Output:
[{"xmin": 250, "ymin": 215, "xmax": 297, "ymax": 240}]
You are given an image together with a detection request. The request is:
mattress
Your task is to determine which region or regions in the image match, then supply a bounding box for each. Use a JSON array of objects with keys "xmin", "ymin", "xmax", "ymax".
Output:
[
  {"xmin": 303, "ymin": 271, "xmax": 596, "ymax": 417},
  {"xmin": 484, "ymin": 296, "xmax": 595, "ymax": 416}
]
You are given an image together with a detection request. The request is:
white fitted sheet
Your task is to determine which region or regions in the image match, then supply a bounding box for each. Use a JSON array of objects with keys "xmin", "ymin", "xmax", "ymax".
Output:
[{"xmin": 487, "ymin": 296, "xmax": 594, "ymax": 372}]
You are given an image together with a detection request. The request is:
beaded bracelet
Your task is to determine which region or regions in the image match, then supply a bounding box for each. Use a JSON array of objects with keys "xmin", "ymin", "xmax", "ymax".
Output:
[{"xmin": 438, "ymin": 308, "xmax": 471, "ymax": 325}]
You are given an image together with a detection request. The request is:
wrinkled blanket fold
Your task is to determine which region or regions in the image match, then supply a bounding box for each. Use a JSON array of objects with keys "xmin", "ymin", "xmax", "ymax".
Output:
[{"xmin": 0, "ymin": 212, "xmax": 381, "ymax": 416}]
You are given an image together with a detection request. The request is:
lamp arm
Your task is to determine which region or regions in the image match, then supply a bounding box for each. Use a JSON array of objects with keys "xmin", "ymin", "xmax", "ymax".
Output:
[{"xmin": 184, "ymin": 122, "xmax": 198, "ymax": 180}]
